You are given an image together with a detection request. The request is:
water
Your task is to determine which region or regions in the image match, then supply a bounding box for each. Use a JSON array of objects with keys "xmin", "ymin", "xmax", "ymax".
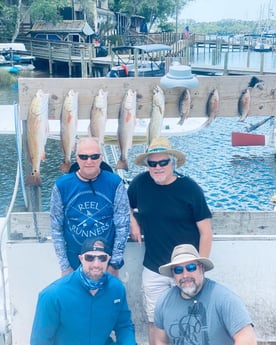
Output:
[{"xmin": 0, "ymin": 52, "xmax": 276, "ymax": 216}]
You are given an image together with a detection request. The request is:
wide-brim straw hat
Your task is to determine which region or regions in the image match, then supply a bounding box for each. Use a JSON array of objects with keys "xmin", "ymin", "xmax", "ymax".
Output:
[
  {"xmin": 160, "ymin": 63, "xmax": 199, "ymax": 89},
  {"xmin": 135, "ymin": 137, "xmax": 186, "ymax": 168},
  {"xmin": 159, "ymin": 244, "xmax": 214, "ymax": 278}
]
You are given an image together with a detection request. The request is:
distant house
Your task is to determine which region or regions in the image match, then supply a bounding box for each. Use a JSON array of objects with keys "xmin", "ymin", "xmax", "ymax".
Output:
[{"xmin": 27, "ymin": 20, "xmax": 94, "ymax": 43}]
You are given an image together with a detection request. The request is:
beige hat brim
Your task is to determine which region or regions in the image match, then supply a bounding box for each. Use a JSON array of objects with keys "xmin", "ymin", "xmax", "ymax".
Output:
[
  {"xmin": 135, "ymin": 149, "xmax": 186, "ymax": 168},
  {"xmin": 159, "ymin": 254, "xmax": 214, "ymax": 278}
]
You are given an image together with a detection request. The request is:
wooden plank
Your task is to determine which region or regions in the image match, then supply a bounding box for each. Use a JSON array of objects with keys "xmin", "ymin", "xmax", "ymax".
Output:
[
  {"xmin": 8, "ymin": 211, "xmax": 276, "ymax": 239},
  {"xmin": 18, "ymin": 75, "xmax": 276, "ymax": 121}
]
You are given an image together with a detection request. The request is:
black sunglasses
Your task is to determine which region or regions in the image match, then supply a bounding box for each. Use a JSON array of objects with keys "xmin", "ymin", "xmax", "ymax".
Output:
[
  {"xmin": 147, "ymin": 158, "xmax": 171, "ymax": 168},
  {"xmin": 173, "ymin": 263, "xmax": 198, "ymax": 274},
  {"xmin": 78, "ymin": 154, "xmax": 101, "ymax": 161},
  {"xmin": 83, "ymin": 254, "xmax": 108, "ymax": 262}
]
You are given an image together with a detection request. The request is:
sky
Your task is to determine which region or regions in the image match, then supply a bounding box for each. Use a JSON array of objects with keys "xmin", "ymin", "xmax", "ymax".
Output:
[{"xmin": 180, "ymin": 0, "xmax": 275, "ymax": 22}]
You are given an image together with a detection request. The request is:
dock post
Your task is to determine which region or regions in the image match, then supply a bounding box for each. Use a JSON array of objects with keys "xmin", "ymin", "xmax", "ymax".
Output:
[
  {"xmin": 80, "ymin": 45, "xmax": 87, "ymax": 78},
  {"xmin": 246, "ymin": 50, "xmax": 251, "ymax": 68},
  {"xmin": 260, "ymin": 52, "xmax": 264, "ymax": 74},
  {"xmin": 68, "ymin": 44, "xmax": 72, "ymax": 78},
  {"xmin": 223, "ymin": 52, "xmax": 229, "ymax": 75},
  {"xmin": 48, "ymin": 44, "xmax": 53, "ymax": 76}
]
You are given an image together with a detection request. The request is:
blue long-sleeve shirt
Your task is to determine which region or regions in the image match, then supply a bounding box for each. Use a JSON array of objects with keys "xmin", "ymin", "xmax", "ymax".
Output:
[
  {"xmin": 30, "ymin": 271, "xmax": 136, "ymax": 345},
  {"xmin": 50, "ymin": 170, "xmax": 130, "ymax": 271}
]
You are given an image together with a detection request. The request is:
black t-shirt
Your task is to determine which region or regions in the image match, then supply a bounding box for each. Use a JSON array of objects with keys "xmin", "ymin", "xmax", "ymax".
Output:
[{"xmin": 128, "ymin": 172, "xmax": 212, "ymax": 273}]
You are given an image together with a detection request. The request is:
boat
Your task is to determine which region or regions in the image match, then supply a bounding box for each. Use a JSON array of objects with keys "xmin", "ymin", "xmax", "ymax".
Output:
[
  {"xmin": 107, "ymin": 44, "xmax": 172, "ymax": 77},
  {"xmin": 0, "ymin": 43, "xmax": 35, "ymax": 73},
  {"xmin": 253, "ymin": 41, "xmax": 272, "ymax": 52},
  {"xmin": 232, "ymin": 115, "xmax": 276, "ymax": 154}
]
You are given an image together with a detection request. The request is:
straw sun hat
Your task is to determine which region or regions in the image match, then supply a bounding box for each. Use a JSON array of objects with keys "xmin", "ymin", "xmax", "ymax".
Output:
[
  {"xmin": 159, "ymin": 244, "xmax": 214, "ymax": 278},
  {"xmin": 134, "ymin": 137, "xmax": 186, "ymax": 168}
]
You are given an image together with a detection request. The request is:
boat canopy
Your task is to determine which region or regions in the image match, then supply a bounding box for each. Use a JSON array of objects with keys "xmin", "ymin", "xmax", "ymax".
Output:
[
  {"xmin": 112, "ymin": 44, "xmax": 172, "ymax": 54},
  {"xmin": 0, "ymin": 43, "xmax": 27, "ymax": 53}
]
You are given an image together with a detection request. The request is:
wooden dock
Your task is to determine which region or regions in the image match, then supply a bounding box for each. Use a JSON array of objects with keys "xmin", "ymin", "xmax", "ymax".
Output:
[{"xmin": 17, "ymin": 37, "xmax": 276, "ymax": 77}]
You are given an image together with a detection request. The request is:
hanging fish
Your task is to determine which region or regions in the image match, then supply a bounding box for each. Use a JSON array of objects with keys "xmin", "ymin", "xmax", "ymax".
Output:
[
  {"xmin": 206, "ymin": 88, "xmax": 219, "ymax": 125},
  {"xmin": 178, "ymin": 88, "xmax": 191, "ymax": 125},
  {"xmin": 89, "ymin": 88, "xmax": 108, "ymax": 146},
  {"xmin": 248, "ymin": 76, "xmax": 264, "ymax": 90},
  {"xmin": 116, "ymin": 89, "xmax": 137, "ymax": 171},
  {"xmin": 60, "ymin": 89, "xmax": 78, "ymax": 172},
  {"xmin": 147, "ymin": 85, "xmax": 165, "ymax": 145},
  {"xmin": 238, "ymin": 88, "xmax": 251, "ymax": 122},
  {"xmin": 26, "ymin": 89, "xmax": 49, "ymax": 186}
]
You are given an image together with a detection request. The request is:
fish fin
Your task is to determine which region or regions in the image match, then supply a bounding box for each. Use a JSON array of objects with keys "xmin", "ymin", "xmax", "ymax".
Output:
[
  {"xmin": 115, "ymin": 159, "xmax": 128, "ymax": 171},
  {"xmin": 60, "ymin": 162, "xmax": 71, "ymax": 172},
  {"xmin": 41, "ymin": 152, "xmax": 46, "ymax": 161},
  {"xmin": 26, "ymin": 172, "xmax": 42, "ymax": 186},
  {"xmin": 125, "ymin": 111, "xmax": 132, "ymax": 123}
]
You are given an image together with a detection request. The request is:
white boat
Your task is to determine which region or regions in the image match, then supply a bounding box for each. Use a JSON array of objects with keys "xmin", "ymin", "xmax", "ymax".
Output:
[
  {"xmin": 253, "ymin": 42, "xmax": 272, "ymax": 52},
  {"xmin": 107, "ymin": 44, "xmax": 172, "ymax": 77},
  {"xmin": 0, "ymin": 43, "xmax": 35, "ymax": 74}
]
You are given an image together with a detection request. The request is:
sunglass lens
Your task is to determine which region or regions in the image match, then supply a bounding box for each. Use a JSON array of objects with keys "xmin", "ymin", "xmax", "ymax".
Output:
[
  {"xmin": 186, "ymin": 263, "xmax": 197, "ymax": 272},
  {"xmin": 159, "ymin": 159, "xmax": 170, "ymax": 167},
  {"xmin": 173, "ymin": 266, "xmax": 184, "ymax": 274}
]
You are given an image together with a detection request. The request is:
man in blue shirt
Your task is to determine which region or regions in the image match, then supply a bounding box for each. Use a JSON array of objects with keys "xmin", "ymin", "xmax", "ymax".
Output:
[{"xmin": 30, "ymin": 237, "xmax": 136, "ymax": 345}]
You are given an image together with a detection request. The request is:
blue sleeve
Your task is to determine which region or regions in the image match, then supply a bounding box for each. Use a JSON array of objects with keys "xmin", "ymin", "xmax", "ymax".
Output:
[
  {"xmin": 30, "ymin": 290, "xmax": 59, "ymax": 345},
  {"xmin": 50, "ymin": 184, "xmax": 71, "ymax": 272},
  {"xmin": 110, "ymin": 181, "xmax": 130, "ymax": 267},
  {"xmin": 113, "ymin": 288, "xmax": 136, "ymax": 345}
]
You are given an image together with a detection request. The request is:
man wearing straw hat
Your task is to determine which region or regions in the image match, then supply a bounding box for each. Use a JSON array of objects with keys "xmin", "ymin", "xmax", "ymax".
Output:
[
  {"xmin": 127, "ymin": 137, "xmax": 212, "ymax": 344},
  {"xmin": 154, "ymin": 244, "xmax": 257, "ymax": 345}
]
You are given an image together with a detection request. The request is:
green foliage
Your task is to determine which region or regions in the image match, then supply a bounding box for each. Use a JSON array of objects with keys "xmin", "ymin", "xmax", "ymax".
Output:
[
  {"xmin": 0, "ymin": 4, "xmax": 18, "ymax": 41},
  {"xmin": 183, "ymin": 19, "xmax": 268, "ymax": 36},
  {"xmin": 29, "ymin": 0, "xmax": 68, "ymax": 23},
  {"xmin": 0, "ymin": 70, "xmax": 17, "ymax": 87}
]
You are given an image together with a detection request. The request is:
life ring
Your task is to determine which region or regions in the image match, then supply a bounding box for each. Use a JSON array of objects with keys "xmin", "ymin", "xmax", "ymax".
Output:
[{"xmin": 121, "ymin": 64, "xmax": 129, "ymax": 76}]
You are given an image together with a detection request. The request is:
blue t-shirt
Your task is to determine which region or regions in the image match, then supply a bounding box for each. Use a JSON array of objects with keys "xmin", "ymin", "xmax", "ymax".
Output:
[{"xmin": 154, "ymin": 278, "xmax": 253, "ymax": 345}]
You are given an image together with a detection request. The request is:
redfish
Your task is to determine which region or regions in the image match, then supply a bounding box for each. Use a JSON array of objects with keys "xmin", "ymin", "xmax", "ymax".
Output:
[
  {"xmin": 26, "ymin": 89, "xmax": 49, "ymax": 186},
  {"xmin": 89, "ymin": 88, "xmax": 108, "ymax": 145},
  {"xmin": 147, "ymin": 85, "xmax": 165, "ymax": 145},
  {"xmin": 60, "ymin": 89, "xmax": 78, "ymax": 172},
  {"xmin": 116, "ymin": 89, "xmax": 137, "ymax": 171}
]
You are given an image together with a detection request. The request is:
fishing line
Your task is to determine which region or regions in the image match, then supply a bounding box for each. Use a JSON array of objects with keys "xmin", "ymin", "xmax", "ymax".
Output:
[{"xmin": 14, "ymin": 102, "xmax": 28, "ymax": 209}]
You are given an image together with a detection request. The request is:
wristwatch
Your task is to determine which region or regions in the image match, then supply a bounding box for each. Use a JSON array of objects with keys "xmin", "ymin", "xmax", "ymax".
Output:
[{"xmin": 109, "ymin": 259, "xmax": 124, "ymax": 270}]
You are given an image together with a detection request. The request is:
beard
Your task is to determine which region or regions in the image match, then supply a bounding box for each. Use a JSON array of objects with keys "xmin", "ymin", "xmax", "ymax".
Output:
[{"xmin": 179, "ymin": 277, "xmax": 200, "ymax": 298}]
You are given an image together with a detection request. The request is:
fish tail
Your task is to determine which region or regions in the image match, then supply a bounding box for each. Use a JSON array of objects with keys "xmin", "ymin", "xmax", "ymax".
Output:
[
  {"xmin": 60, "ymin": 162, "xmax": 71, "ymax": 172},
  {"xmin": 178, "ymin": 117, "xmax": 185, "ymax": 125},
  {"xmin": 26, "ymin": 172, "xmax": 42, "ymax": 186},
  {"xmin": 115, "ymin": 159, "xmax": 128, "ymax": 171}
]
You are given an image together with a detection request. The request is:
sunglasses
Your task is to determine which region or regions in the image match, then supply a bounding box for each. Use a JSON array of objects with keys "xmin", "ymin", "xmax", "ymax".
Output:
[
  {"xmin": 147, "ymin": 159, "xmax": 171, "ymax": 168},
  {"xmin": 173, "ymin": 263, "xmax": 199, "ymax": 274},
  {"xmin": 78, "ymin": 154, "xmax": 101, "ymax": 161},
  {"xmin": 83, "ymin": 254, "xmax": 108, "ymax": 262}
]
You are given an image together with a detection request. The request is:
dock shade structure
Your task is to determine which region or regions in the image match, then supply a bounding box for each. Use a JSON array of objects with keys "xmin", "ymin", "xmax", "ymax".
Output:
[
  {"xmin": 160, "ymin": 62, "xmax": 199, "ymax": 89},
  {"xmin": 27, "ymin": 20, "xmax": 94, "ymax": 43}
]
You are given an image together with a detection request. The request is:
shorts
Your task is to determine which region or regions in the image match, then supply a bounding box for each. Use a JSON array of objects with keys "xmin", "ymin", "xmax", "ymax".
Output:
[{"xmin": 142, "ymin": 266, "xmax": 175, "ymax": 322}]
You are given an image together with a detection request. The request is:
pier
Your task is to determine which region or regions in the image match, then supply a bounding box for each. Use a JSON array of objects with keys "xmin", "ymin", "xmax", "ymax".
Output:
[{"xmin": 17, "ymin": 35, "xmax": 276, "ymax": 77}]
